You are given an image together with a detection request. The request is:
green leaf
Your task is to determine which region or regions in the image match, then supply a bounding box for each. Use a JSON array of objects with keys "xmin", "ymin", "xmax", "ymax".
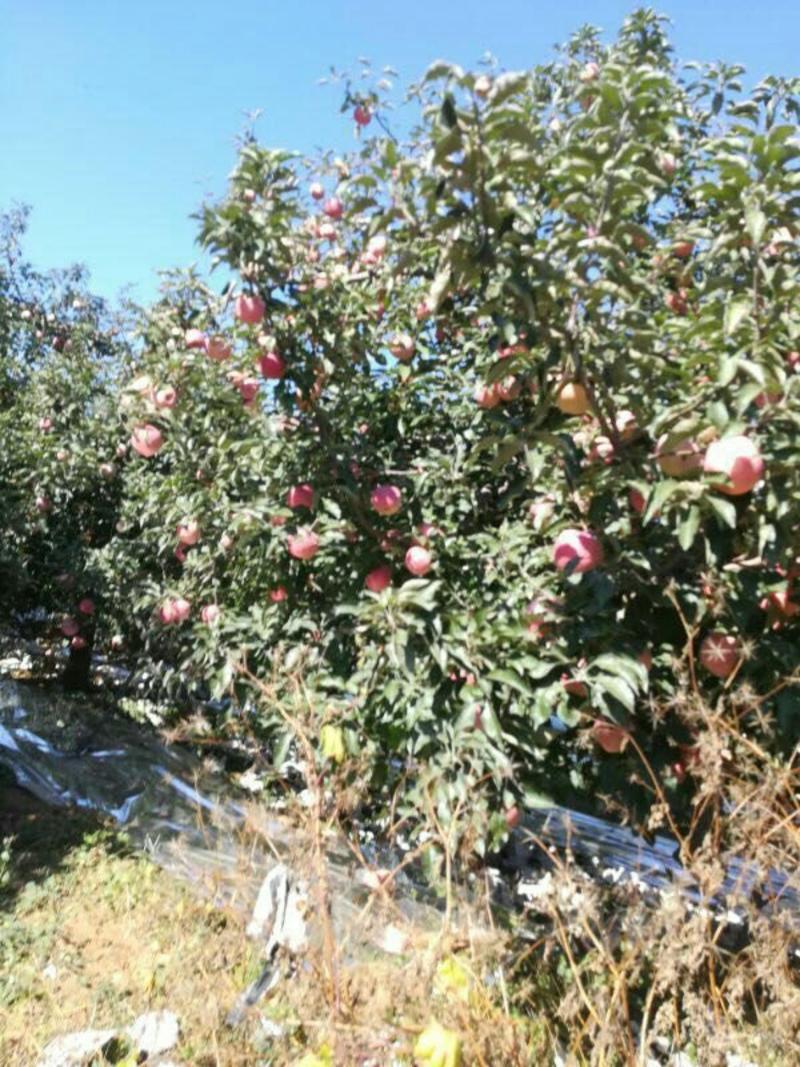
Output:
[
  {"xmin": 744, "ymin": 203, "xmax": 767, "ymax": 246},
  {"xmin": 724, "ymin": 297, "xmax": 751, "ymax": 337},
  {"xmin": 677, "ymin": 505, "xmax": 701, "ymax": 550},
  {"xmin": 707, "ymin": 494, "xmax": 737, "ymax": 529},
  {"xmin": 594, "ymin": 674, "xmax": 636, "ymax": 712}
]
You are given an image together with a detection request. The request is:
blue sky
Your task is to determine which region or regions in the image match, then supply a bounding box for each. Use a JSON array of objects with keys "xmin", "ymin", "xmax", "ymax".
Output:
[{"xmin": 1, "ymin": 1, "xmax": 797, "ymax": 305}]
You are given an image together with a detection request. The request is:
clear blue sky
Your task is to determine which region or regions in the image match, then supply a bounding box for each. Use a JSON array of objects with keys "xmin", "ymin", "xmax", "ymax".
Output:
[{"xmin": 1, "ymin": 1, "xmax": 797, "ymax": 305}]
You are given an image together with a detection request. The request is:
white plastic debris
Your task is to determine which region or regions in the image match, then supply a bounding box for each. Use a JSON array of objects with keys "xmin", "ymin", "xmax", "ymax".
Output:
[
  {"xmin": 378, "ymin": 924, "xmax": 409, "ymax": 955},
  {"xmin": 36, "ymin": 1029, "xmax": 116, "ymax": 1067},
  {"xmin": 258, "ymin": 1016, "xmax": 286, "ymax": 1039},
  {"xmin": 246, "ymin": 863, "xmax": 308, "ymax": 954},
  {"xmin": 126, "ymin": 1010, "xmax": 180, "ymax": 1057}
]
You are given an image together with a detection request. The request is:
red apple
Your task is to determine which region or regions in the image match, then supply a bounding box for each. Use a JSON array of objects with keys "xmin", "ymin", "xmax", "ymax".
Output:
[
  {"xmin": 553, "ymin": 528, "xmax": 603, "ymax": 575},
  {"xmin": 629, "ymin": 487, "xmax": 646, "ymax": 514},
  {"xmin": 323, "ymin": 197, "xmax": 344, "ymax": 220},
  {"xmin": 185, "ymin": 328, "xmax": 207, "ymax": 350},
  {"xmin": 155, "ymin": 385, "xmax": 177, "ymax": 409},
  {"xmin": 78, "ymin": 597, "xmax": 95, "ymax": 616},
  {"xmin": 237, "ymin": 377, "xmax": 260, "ymax": 405},
  {"xmin": 474, "ymin": 382, "xmax": 500, "ymax": 409},
  {"xmin": 270, "ymin": 586, "xmax": 288, "ymax": 603},
  {"xmin": 288, "ymin": 529, "xmax": 320, "ymax": 560},
  {"xmin": 201, "ymin": 604, "xmax": 220, "ymax": 624},
  {"xmin": 176, "ymin": 519, "xmax": 201, "ymax": 546},
  {"xmin": 39, "ymin": 417, "xmax": 53, "ymax": 432},
  {"xmin": 703, "ymin": 435, "xmax": 764, "ymax": 496},
  {"xmin": 61, "ymin": 617, "xmax": 80, "ymax": 638},
  {"xmin": 504, "ymin": 805, "xmax": 521, "ymax": 829},
  {"xmin": 365, "ymin": 564, "xmax": 392, "ymax": 592},
  {"xmin": 131, "ymin": 424, "xmax": 164, "ymax": 458},
  {"xmin": 389, "ymin": 333, "xmax": 414, "ymax": 363},
  {"xmin": 699, "ymin": 632, "xmax": 740, "ymax": 678},
  {"xmin": 235, "ymin": 294, "xmax": 265, "ymax": 325},
  {"xmin": 370, "ymin": 483, "xmax": 402, "ymax": 516},
  {"xmin": 287, "ymin": 483, "xmax": 315, "ymax": 510},
  {"xmin": 258, "ymin": 351, "xmax": 286, "ymax": 379},
  {"xmin": 354, "ymin": 104, "xmax": 372, "ymax": 127},
  {"xmin": 405, "ymin": 545, "xmax": 432, "ymax": 576},
  {"xmin": 207, "ymin": 336, "xmax": 232, "ymax": 361}
]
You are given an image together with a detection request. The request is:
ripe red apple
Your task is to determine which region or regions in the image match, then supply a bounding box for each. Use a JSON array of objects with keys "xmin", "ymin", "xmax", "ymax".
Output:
[
  {"xmin": 497, "ymin": 376, "xmax": 520, "ymax": 402},
  {"xmin": 673, "ymin": 240, "xmax": 694, "ymax": 259},
  {"xmin": 35, "ymin": 495, "xmax": 52, "ymax": 513},
  {"xmin": 553, "ymin": 528, "xmax": 603, "ymax": 575},
  {"xmin": 155, "ymin": 385, "xmax": 177, "ymax": 409},
  {"xmin": 99, "ymin": 462, "xmax": 116, "ymax": 480},
  {"xmin": 288, "ymin": 529, "xmax": 320, "ymax": 560},
  {"xmin": 371, "ymin": 484, "xmax": 402, "ymax": 516},
  {"xmin": 579, "ymin": 61, "xmax": 600, "ymax": 82},
  {"xmin": 78, "ymin": 597, "xmax": 95, "ymax": 616},
  {"xmin": 405, "ymin": 545, "xmax": 432, "ymax": 576},
  {"xmin": 185, "ymin": 328, "xmax": 207, "ymax": 350},
  {"xmin": 235, "ymin": 294, "xmax": 266, "ymax": 325},
  {"xmin": 323, "ymin": 197, "xmax": 344, "ymax": 220},
  {"xmin": 110, "ymin": 634, "xmax": 125, "ymax": 652},
  {"xmin": 207, "ymin": 336, "xmax": 232, "ymax": 361},
  {"xmin": 629, "ymin": 487, "xmax": 646, "ymax": 514},
  {"xmin": 665, "ymin": 289, "xmax": 689, "ymax": 315},
  {"xmin": 699, "ymin": 632, "xmax": 740, "ymax": 678},
  {"xmin": 703, "ymin": 435, "xmax": 764, "ymax": 495},
  {"xmin": 270, "ymin": 586, "xmax": 288, "ymax": 603},
  {"xmin": 504, "ymin": 805, "xmax": 521, "ymax": 829},
  {"xmin": 201, "ymin": 604, "xmax": 220, "ymax": 624},
  {"xmin": 237, "ymin": 377, "xmax": 260, "ymax": 405},
  {"xmin": 365, "ymin": 564, "xmax": 392, "ymax": 592},
  {"xmin": 310, "ymin": 182, "xmax": 325, "ymax": 200},
  {"xmin": 61, "ymin": 617, "xmax": 80, "ymax": 638},
  {"xmin": 759, "ymin": 588, "xmax": 798, "ymax": 629},
  {"xmin": 287, "ymin": 483, "xmax": 315, "ymax": 510},
  {"xmin": 655, "ymin": 435, "xmax": 702, "ymax": 478},
  {"xmin": 71, "ymin": 636, "xmax": 88, "ymax": 651},
  {"xmin": 417, "ymin": 522, "xmax": 441, "ymax": 539},
  {"xmin": 39, "ymin": 417, "xmax": 53, "ymax": 432},
  {"xmin": 176, "ymin": 519, "xmax": 201, "ymax": 546},
  {"xmin": 474, "ymin": 382, "xmax": 500, "ymax": 409},
  {"xmin": 258, "ymin": 351, "xmax": 286, "ymax": 379},
  {"xmin": 591, "ymin": 719, "xmax": 629, "ymax": 754},
  {"xmin": 389, "ymin": 333, "xmax": 414, "ymax": 362},
  {"xmin": 354, "ymin": 104, "xmax": 372, "ymax": 126},
  {"xmin": 131, "ymin": 424, "xmax": 164, "ymax": 458}
]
